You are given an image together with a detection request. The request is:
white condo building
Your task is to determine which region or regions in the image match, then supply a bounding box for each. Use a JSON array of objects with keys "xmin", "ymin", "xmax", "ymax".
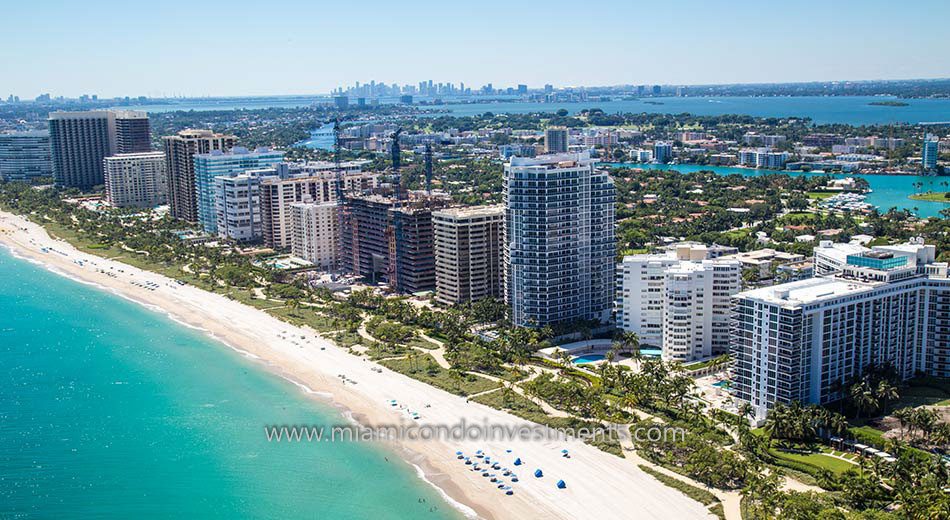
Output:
[
  {"xmin": 214, "ymin": 170, "xmax": 269, "ymax": 242},
  {"xmin": 617, "ymin": 243, "xmax": 742, "ymax": 362},
  {"xmin": 732, "ymin": 239, "xmax": 950, "ymax": 421},
  {"xmin": 103, "ymin": 152, "xmax": 168, "ymax": 208},
  {"xmin": 290, "ymin": 198, "xmax": 338, "ymax": 269},
  {"xmin": 738, "ymin": 148, "xmax": 788, "ymax": 169}
]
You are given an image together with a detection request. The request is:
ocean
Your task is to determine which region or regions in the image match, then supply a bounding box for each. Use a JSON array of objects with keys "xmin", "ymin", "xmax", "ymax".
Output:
[{"xmin": 0, "ymin": 249, "xmax": 460, "ymax": 519}]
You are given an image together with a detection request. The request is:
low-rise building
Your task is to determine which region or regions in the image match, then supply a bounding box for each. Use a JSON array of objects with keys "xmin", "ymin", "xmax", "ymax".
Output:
[{"xmin": 719, "ymin": 248, "xmax": 805, "ymax": 279}]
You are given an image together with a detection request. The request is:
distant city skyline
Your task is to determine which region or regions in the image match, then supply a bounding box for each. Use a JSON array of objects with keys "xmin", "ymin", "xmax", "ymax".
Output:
[{"xmin": 5, "ymin": 0, "xmax": 950, "ymax": 98}]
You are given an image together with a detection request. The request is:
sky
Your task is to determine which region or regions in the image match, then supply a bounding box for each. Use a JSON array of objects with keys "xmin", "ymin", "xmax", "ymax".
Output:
[{"xmin": 3, "ymin": 0, "xmax": 950, "ymax": 99}]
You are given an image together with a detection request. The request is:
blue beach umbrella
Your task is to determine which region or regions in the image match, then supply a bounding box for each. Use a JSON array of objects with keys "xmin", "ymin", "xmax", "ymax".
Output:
[
  {"xmin": 556, "ymin": 480, "xmax": 566, "ymax": 489},
  {"xmin": 534, "ymin": 469, "xmax": 543, "ymax": 478}
]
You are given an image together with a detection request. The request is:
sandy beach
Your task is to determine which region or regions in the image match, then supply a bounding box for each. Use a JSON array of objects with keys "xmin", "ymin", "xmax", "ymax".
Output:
[{"xmin": 0, "ymin": 209, "xmax": 713, "ymax": 520}]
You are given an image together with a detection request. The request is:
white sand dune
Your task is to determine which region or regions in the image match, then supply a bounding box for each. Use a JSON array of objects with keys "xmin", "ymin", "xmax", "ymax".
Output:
[{"xmin": 0, "ymin": 210, "xmax": 712, "ymax": 520}]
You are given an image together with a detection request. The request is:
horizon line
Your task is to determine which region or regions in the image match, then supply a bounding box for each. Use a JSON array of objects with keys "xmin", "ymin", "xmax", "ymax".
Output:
[{"xmin": 8, "ymin": 76, "xmax": 950, "ymax": 103}]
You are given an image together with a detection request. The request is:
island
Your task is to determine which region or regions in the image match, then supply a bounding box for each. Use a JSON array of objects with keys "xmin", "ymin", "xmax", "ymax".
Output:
[
  {"xmin": 869, "ymin": 100, "xmax": 910, "ymax": 107},
  {"xmin": 910, "ymin": 191, "xmax": 950, "ymax": 202}
]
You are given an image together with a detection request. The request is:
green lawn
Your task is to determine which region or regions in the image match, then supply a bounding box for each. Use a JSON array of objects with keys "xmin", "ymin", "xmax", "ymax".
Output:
[
  {"xmin": 895, "ymin": 377, "xmax": 950, "ymax": 407},
  {"xmin": 770, "ymin": 447, "xmax": 857, "ymax": 474},
  {"xmin": 782, "ymin": 212, "xmax": 819, "ymax": 220},
  {"xmin": 331, "ymin": 331, "xmax": 365, "ymax": 349},
  {"xmin": 366, "ymin": 342, "xmax": 409, "ymax": 360},
  {"xmin": 379, "ymin": 355, "xmax": 499, "ymax": 396},
  {"xmin": 682, "ymin": 354, "xmax": 730, "ymax": 371},
  {"xmin": 471, "ymin": 387, "xmax": 546, "ymax": 415},
  {"xmin": 471, "ymin": 386, "xmax": 624, "ymax": 457},
  {"xmin": 408, "ymin": 336, "xmax": 440, "ymax": 350},
  {"xmin": 807, "ymin": 191, "xmax": 836, "ymax": 199},
  {"xmin": 266, "ymin": 306, "xmax": 341, "ymax": 333},
  {"xmin": 719, "ymin": 228, "xmax": 752, "ymax": 240},
  {"xmin": 909, "ymin": 191, "xmax": 950, "ymax": 203}
]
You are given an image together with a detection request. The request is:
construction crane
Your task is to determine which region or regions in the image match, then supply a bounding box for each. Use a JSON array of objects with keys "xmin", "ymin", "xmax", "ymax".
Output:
[
  {"xmin": 333, "ymin": 118, "xmax": 347, "ymax": 273},
  {"xmin": 391, "ymin": 128, "xmax": 403, "ymax": 200},
  {"xmin": 424, "ymin": 142, "xmax": 433, "ymax": 194}
]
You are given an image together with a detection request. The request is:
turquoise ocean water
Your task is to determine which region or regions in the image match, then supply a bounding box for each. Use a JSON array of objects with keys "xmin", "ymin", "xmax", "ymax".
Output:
[{"xmin": 0, "ymin": 249, "xmax": 459, "ymax": 519}]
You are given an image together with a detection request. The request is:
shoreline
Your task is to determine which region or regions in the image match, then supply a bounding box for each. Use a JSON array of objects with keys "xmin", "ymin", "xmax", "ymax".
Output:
[{"xmin": 0, "ymin": 210, "xmax": 713, "ymax": 520}]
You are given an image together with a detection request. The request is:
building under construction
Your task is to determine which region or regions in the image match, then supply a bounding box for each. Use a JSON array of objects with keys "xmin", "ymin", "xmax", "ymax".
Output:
[{"xmin": 340, "ymin": 191, "xmax": 451, "ymax": 294}]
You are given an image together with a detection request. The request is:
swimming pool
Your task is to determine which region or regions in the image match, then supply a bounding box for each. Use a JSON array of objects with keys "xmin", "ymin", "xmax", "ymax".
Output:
[
  {"xmin": 712, "ymin": 380, "xmax": 731, "ymax": 389},
  {"xmin": 639, "ymin": 348, "xmax": 662, "ymax": 358},
  {"xmin": 572, "ymin": 354, "xmax": 606, "ymax": 364}
]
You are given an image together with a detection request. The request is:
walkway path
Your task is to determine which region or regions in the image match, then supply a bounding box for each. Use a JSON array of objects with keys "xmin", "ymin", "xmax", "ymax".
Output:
[{"xmin": 356, "ymin": 317, "xmax": 452, "ymax": 368}]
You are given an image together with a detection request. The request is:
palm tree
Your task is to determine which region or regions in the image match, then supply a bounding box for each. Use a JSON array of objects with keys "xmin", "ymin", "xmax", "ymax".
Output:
[
  {"xmin": 553, "ymin": 349, "xmax": 572, "ymax": 372},
  {"xmin": 911, "ymin": 408, "xmax": 938, "ymax": 443},
  {"xmin": 737, "ymin": 402, "xmax": 755, "ymax": 431},
  {"xmin": 500, "ymin": 382, "xmax": 516, "ymax": 408},
  {"xmin": 449, "ymin": 368, "xmax": 464, "ymax": 393},
  {"xmin": 825, "ymin": 411, "xmax": 849, "ymax": 437},
  {"xmin": 875, "ymin": 380, "xmax": 899, "ymax": 416},
  {"xmin": 287, "ymin": 298, "xmax": 301, "ymax": 316},
  {"xmin": 614, "ymin": 330, "xmax": 640, "ymax": 354},
  {"xmin": 892, "ymin": 407, "xmax": 913, "ymax": 440},
  {"xmin": 763, "ymin": 404, "xmax": 790, "ymax": 442},
  {"xmin": 850, "ymin": 381, "xmax": 879, "ymax": 419},
  {"xmin": 932, "ymin": 422, "xmax": 950, "ymax": 450},
  {"xmin": 406, "ymin": 349, "xmax": 419, "ymax": 373}
]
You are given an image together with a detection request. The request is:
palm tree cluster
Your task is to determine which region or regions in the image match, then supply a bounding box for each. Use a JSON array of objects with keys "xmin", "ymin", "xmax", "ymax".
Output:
[
  {"xmin": 763, "ymin": 402, "xmax": 848, "ymax": 445},
  {"xmin": 891, "ymin": 406, "xmax": 950, "ymax": 449}
]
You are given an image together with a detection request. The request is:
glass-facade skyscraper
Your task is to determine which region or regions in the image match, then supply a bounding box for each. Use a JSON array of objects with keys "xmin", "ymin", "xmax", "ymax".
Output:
[
  {"xmin": 193, "ymin": 148, "xmax": 284, "ymax": 233},
  {"xmin": 0, "ymin": 130, "xmax": 52, "ymax": 182},
  {"xmin": 504, "ymin": 152, "xmax": 615, "ymax": 327}
]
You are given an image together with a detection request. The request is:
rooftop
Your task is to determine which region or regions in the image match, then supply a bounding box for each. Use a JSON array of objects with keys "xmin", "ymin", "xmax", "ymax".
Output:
[
  {"xmin": 507, "ymin": 151, "xmax": 594, "ymax": 169},
  {"xmin": 432, "ymin": 204, "xmax": 504, "ymax": 219},
  {"xmin": 815, "ymin": 241, "xmax": 869, "ymax": 262},
  {"xmin": 737, "ymin": 276, "xmax": 875, "ymax": 307}
]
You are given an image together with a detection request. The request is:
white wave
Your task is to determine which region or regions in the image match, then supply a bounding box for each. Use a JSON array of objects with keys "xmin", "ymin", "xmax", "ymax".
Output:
[{"xmin": 410, "ymin": 462, "xmax": 480, "ymax": 519}]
